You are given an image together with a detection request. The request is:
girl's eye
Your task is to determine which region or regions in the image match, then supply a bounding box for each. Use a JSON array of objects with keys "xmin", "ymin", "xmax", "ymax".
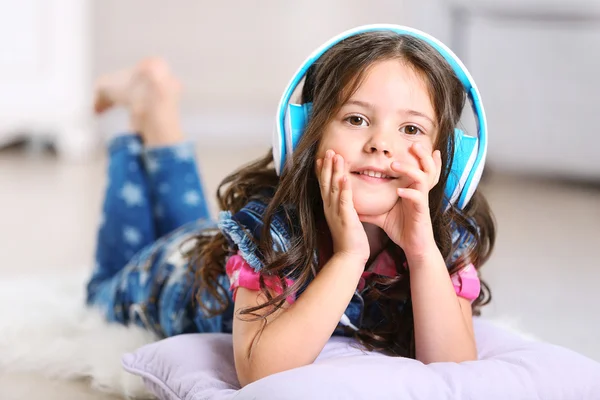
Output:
[
  {"xmin": 345, "ymin": 115, "xmax": 367, "ymax": 126},
  {"xmin": 400, "ymin": 125, "xmax": 422, "ymax": 135}
]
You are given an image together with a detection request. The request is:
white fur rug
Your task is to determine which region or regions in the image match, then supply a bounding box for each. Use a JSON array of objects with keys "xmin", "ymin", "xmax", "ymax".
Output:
[{"xmin": 0, "ymin": 269, "xmax": 159, "ymax": 399}]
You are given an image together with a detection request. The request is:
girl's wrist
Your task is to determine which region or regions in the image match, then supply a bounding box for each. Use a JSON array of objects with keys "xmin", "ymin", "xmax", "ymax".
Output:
[
  {"xmin": 404, "ymin": 244, "xmax": 443, "ymax": 270},
  {"xmin": 331, "ymin": 252, "xmax": 368, "ymax": 270}
]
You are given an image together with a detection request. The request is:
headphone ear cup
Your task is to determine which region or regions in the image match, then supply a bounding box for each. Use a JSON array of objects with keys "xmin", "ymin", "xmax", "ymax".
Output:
[
  {"xmin": 286, "ymin": 103, "xmax": 313, "ymax": 154},
  {"xmin": 279, "ymin": 103, "xmax": 313, "ymax": 175},
  {"xmin": 273, "ymin": 114, "xmax": 287, "ymax": 175},
  {"xmin": 275, "ymin": 102, "xmax": 313, "ymax": 175},
  {"xmin": 445, "ymin": 128, "xmax": 478, "ymax": 209}
]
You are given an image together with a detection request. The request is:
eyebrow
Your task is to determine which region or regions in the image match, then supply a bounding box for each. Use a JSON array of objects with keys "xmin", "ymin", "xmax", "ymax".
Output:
[{"xmin": 344, "ymin": 99, "xmax": 436, "ymax": 128}]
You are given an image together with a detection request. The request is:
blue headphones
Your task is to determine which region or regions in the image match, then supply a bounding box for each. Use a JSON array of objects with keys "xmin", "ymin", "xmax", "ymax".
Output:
[{"xmin": 272, "ymin": 24, "xmax": 488, "ymax": 210}]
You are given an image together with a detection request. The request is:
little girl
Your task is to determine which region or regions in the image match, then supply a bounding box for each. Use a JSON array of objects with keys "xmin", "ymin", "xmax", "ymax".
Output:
[{"xmin": 88, "ymin": 24, "xmax": 495, "ymax": 386}]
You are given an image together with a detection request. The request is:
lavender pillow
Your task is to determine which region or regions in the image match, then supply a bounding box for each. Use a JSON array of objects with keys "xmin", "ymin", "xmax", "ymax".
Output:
[{"xmin": 122, "ymin": 319, "xmax": 600, "ymax": 400}]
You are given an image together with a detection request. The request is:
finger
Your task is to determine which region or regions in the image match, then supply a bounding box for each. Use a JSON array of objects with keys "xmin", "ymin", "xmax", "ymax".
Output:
[
  {"xmin": 330, "ymin": 154, "xmax": 344, "ymax": 215},
  {"xmin": 316, "ymin": 158, "xmax": 325, "ymax": 193},
  {"xmin": 319, "ymin": 150, "xmax": 334, "ymax": 206},
  {"xmin": 339, "ymin": 174, "xmax": 354, "ymax": 218},
  {"xmin": 411, "ymin": 143, "xmax": 437, "ymax": 177},
  {"xmin": 391, "ymin": 162, "xmax": 427, "ymax": 190},
  {"xmin": 397, "ymin": 187, "xmax": 428, "ymax": 212},
  {"xmin": 316, "ymin": 158, "xmax": 323, "ymax": 171}
]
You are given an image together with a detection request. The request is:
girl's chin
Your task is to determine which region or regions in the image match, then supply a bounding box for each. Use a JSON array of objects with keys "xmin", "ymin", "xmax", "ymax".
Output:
[{"xmin": 353, "ymin": 199, "xmax": 397, "ymax": 217}]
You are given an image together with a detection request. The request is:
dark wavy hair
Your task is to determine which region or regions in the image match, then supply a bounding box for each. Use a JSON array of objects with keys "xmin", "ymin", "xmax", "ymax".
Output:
[{"xmin": 189, "ymin": 30, "xmax": 496, "ymax": 358}]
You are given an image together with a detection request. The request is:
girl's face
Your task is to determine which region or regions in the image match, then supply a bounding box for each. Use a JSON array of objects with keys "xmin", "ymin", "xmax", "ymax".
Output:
[{"xmin": 316, "ymin": 59, "xmax": 437, "ymax": 217}]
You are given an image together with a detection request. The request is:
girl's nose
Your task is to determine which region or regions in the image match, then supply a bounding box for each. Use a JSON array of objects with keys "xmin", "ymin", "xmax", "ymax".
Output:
[{"xmin": 364, "ymin": 129, "xmax": 394, "ymax": 157}]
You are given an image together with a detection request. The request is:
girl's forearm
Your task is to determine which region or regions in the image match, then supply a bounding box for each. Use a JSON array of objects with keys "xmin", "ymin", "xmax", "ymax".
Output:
[
  {"xmin": 409, "ymin": 251, "xmax": 477, "ymax": 364},
  {"xmin": 245, "ymin": 253, "xmax": 364, "ymax": 383}
]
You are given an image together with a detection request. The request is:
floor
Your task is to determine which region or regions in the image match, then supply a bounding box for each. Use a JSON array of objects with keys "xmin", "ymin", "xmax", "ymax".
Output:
[{"xmin": 0, "ymin": 141, "xmax": 599, "ymax": 399}]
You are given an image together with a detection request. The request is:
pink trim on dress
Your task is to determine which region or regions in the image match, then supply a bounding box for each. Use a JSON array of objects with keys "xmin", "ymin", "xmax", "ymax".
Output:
[
  {"xmin": 225, "ymin": 254, "xmax": 296, "ymax": 303},
  {"xmin": 450, "ymin": 263, "xmax": 481, "ymax": 301}
]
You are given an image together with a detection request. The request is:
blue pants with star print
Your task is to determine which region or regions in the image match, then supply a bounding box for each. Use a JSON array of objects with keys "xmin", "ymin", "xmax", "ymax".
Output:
[{"xmin": 85, "ymin": 134, "xmax": 231, "ymax": 337}]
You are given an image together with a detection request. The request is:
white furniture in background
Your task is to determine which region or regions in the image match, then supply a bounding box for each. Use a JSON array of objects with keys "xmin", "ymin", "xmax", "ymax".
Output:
[
  {"xmin": 0, "ymin": 0, "xmax": 96, "ymax": 160},
  {"xmin": 449, "ymin": 0, "xmax": 600, "ymax": 181}
]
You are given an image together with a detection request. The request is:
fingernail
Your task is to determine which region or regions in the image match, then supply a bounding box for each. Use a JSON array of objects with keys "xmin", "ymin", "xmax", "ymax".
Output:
[
  {"xmin": 392, "ymin": 161, "xmax": 401, "ymax": 168},
  {"xmin": 326, "ymin": 150, "xmax": 332, "ymax": 159}
]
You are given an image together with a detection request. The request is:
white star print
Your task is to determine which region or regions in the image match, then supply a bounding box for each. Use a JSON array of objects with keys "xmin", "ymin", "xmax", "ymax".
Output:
[
  {"xmin": 183, "ymin": 190, "xmax": 201, "ymax": 206},
  {"xmin": 174, "ymin": 146, "xmax": 195, "ymax": 161},
  {"xmin": 127, "ymin": 141, "xmax": 142, "ymax": 155},
  {"xmin": 123, "ymin": 226, "xmax": 142, "ymax": 246},
  {"xmin": 120, "ymin": 182, "xmax": 144, "ymax": 207},
  {"xmin": 146, "ymin": 156, "xmax": 160, "ymax": 174}
]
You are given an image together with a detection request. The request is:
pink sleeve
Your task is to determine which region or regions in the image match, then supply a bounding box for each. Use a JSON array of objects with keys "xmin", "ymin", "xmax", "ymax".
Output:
[
  {"xmin": 450, "ymin": 263, "xmax": 481, "ymax": 301},
  {"xmin": 225, "ymin": 254, "xmax": 296, "ymax": 303}
]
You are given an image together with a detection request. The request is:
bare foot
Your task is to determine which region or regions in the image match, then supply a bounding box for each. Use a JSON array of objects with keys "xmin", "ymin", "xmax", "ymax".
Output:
[
  {"xmin": 93, "ymin": 67, "xmax": 136, "ymax": 114},
  {"xmin": 94, "ymin": 58, "xmax": 185, "ymax": 146}
]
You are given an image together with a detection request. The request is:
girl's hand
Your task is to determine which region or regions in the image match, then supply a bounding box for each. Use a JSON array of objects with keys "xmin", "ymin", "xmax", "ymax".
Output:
[
  {"xmin": 317, "ymin": 150, "xmax": 370, "ymax": 264},
  {"xmin": 361, "ymin": 143, "xmax": 442, "ymax": 263}
]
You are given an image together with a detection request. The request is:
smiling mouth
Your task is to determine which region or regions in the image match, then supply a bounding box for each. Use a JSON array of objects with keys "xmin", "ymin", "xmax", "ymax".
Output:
[
  {"xmin": 351, "ymin": 170, "xmax": 397, "ymax": 180},
  {"xmin": 351, "ymin": 171, "xmax": 398, "ymax": 184}
]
